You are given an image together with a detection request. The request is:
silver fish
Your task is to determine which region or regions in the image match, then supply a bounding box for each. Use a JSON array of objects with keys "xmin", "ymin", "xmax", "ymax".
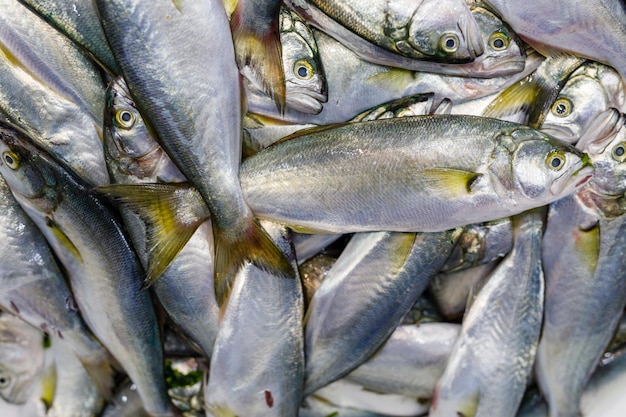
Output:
[
  {"xmin": 204, "ymin": 221, "xmax": 304, "ymax": 417},
  {"xmin": 240, "ymin": 115, "xmax": 593, "ymax": 233},
  {"xmin": 96, "ymin": 0, "xmax": 294, "ymax": 304},
  {"xmin": 0, "ymin": 123, "xmax": 176, "ymax": 416},
  {"xmin": 431, "ymin": 209, "xmax": 545, "ymax": 417}
]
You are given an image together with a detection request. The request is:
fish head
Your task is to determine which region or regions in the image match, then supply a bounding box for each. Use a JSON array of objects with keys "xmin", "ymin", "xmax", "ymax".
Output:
[
  {"xmin": 279, "ymin": 9, "xmax": 327, "ymax": 114},
  {"xmin": 103, "ymin": 76, "xmax": 167, "ymax": 181},
  {"xmin": 490, "ymin": 128, "xmax": 593, "ymax": 205},
  {"xmin": 0, "ymin": 314, "xmax": 45, "ymax": 404},
  {"xmin": 404, "ymin": 0, "xmax": 484, "ymax": 62},
  {"xmin": 466, "ymin": 6, "xmax": 526, "ymax": 76},
  {"xmin": 0, "ymin": 124, "xmax": 57, "ymax": 205}
]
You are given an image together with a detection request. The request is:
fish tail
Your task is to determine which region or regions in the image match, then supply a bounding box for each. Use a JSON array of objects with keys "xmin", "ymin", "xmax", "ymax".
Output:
[
  {"xmin": 231, "ymin": 5, "xmax": 286, "ymax": 113},
  {"xmin": 213, "ymin": 217, "xmax": 295, "ymax": 307},
  {"xmin": 97, "ymin": 183, "xmax": 208, "ymax": 286}
]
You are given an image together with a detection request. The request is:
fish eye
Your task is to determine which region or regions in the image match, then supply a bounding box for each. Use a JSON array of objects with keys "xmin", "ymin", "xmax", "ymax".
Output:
[
  {"xmin": 2, "ymin": 151, "xmax": 20, "ymax": 170},
  {"xmin": 0, "ymin": 374, "xmax": 10, "ymax": 389},
  {"xmin": 293, "ymin": 60, "xmax": 314, "ymax": 80},
  {"xmin": 439, "ymin": 33, "xmax": 459, "ymax": 54},
  {"xmin": 550, "ymin": 97, "xmax": 573, "ymax": 118},
  {"xmin": 611, "ymin": 142, "xmax": 626, "ymax": 162},
  {"xmin": 115, "ymin": 108, "xmax": 136, "ymax": 129},
  {"xmin": 488, "ymin": 32, "xmax": 510, "ymax": 51},
  {"xmin": 546, "ymin": 150, "xmax": 566, "ymax": 171}
]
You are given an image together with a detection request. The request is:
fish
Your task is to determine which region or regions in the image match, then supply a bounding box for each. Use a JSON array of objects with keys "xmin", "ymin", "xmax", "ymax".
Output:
[
  {"xmin": 245, "ymin": 7, "xmax": 327, "ymax": 115},
  {"xmin": 204, "ymin": 221, "xmax": 304, "ymax": 417},
  {"xmin": 536, "ymin": 110, "xmax": 626, "ymax": 417},
  {"xmin": 240, "ymin": 115, "xmax": 593, "ymax": 233},
  {"xmin": 0, "ymin": 313, "xmax": 46, "ymax": 405},
  {"xmin": 284, "ymin": 0, "xmax": 484, "ymax": 63},
  {"xmin": 303, "ymin": 229, "xmax": 458, "ymax": 395},
  {"xmin": 0, "ymin": 174, "xmax": 115, "ymax": 399},
  {"xmin": 96, "ymin": 0, "xmax": 294, "ymax": 305},
  {"xmin": 16, "ymin": 0, "xmax": 120, "ymax": 75},
  {"xmin": 483, "ymin": 0, "xmax": 626, "ymax": 84},
  {"xmin": 430, "ymin": 209, "xmax": 545, "ymax": 417},
  {"xmin": 0, "ymin": 122, "xmax": 177, "ymax": 416},
  {"xmin": 103, "ymin": 76, "xmax": 219, "ymax": 360}
]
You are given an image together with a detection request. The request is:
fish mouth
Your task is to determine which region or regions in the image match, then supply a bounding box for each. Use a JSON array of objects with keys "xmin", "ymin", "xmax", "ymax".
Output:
[
  {"xmin": 469, "ymin": 55, "xmax": 526, "ymax": 78},
  {"xmin": 550, "ymin": 165, "xmax": 594, "ymax": 196},
  {"xmin": 285, "ymin": 87, "xmax": 328, "ymax": 115},
  {"xmin": 540, "ymin": 125, "xmax": 578, "ymax": 144}
]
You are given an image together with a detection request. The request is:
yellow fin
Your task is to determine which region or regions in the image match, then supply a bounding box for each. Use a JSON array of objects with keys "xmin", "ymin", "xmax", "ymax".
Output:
[
  {"xmin": 45, "ymin": 217, "xmax": 82, "ymax": 263},
  {"xmin": 213, "ymin": 217, "xmax": 295, "ymax": 308},
  {"xmin": 222, "ymin": 0, "xmax": 238, "ymax": 18},
  {"xmin": 98, "ymin": 183, "xmax": 209, "ymax": 286},
  {"xmin": 39, "ymin": 361, "xmax": 56, "ymax": 410},
  {"xmin": 231, "ymin": 4, "xmax": 285, "ymax": 113},
  {"xmin": 482, "ymin": 75, "xmax": 542, "ymax": 123},
  {"xmin": 419, "ymin": 168, "xmax": 482, "ymax": 198},
  {"xmin": 574, "ymin": 220, "xmax": 600, "ymax": 275},
  {"xmin": 366, "ymin": 68, "xmax": 419, "ymax": 93}
]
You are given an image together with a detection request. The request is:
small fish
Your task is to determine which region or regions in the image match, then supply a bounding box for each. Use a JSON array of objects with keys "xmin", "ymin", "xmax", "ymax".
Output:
[{"xmin": 0, "ymin": 313, "xmax": 46, "ymax": 405}]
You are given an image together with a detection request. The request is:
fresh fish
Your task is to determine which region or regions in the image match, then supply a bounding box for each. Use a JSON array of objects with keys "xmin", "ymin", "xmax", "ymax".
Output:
[
  {"xmin": 285, "ymin": 0, "xmax": 484, "ymax": 63},
  {"xmin": 47, "ymin": 335, "xmax": 105, "ymax": 417},
  {"xmin": 246, "ymin": 8, "xmax": 327, "ymax": 115},
  {"xmin": 541, "ymin": 62, "xmax": 626, "ymax": 143},
  {"xmin": 204, "ymin": 221, "xmax": 304, "ymax": 417},
  {"xmin": 303, "ymin": 229, "xmax": 458, "ymax": 395},
  {"xmin": 0, "ymin": 313, "xmax": 46, "ymax": 405},
  {"xmin": 0, "ymin": 123, "xmax": 177, "ymax": 416},
  {"xmin": 0, "ymin": 0, "xmax": 108, "ymax": 186},
  {"xmin": 231, "ymin": 0, "xmax": 285, "ymax": 112},
  {"xmin": 430, "ymin": 209, "xmax": 545, "ymax": 417},
  {"xmin": 240, "ymin": 115, "xmax": 593, "ymax": 233},
  {"xmin": 96, "ymin": 0, "xmax": 294, "ymax": 304},
  {"xmin": 103, "ymin": 76, "xmax": 219, "ymax": 360},
  {"xmin": 0, "ymin": 174, "xmax": 114, "ymax": 398},
  {"xmin": 536, "ymin": 110, "xmax": 626, "ymax": 417},
  {"xmin": 16, "ymin": 0, "xmax": 120, "ymax": 75},
  {"xmin": 345, "ymin": 322, "xmax": 461, "ymax": 402},
  {"xmin": 483, "ymin": 0, "xmax": 626, "ymax": 83}
]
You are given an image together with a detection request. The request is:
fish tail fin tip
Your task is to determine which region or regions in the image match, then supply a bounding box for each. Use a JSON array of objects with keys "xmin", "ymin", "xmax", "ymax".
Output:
[
  {"xmin": 231, "ymin": 11, "xmax": 286, "ymax": 113},
  {"xmin": 213, "ymin": 218, "xmax": 295, "ymax": 307}
]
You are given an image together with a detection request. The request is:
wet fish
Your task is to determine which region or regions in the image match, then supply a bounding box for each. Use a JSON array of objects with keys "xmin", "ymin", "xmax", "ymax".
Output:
[
  {"xmin": 0, "ymin": 123, "xmax": 177, "ymax": 416},
  {"xmin": 303, "ymin": 229, "xmax": 457, "ymax": 395},
  {"xmin": 103, "ymin": 76, "xmax": 219, "ymax": 360},
  {"xmin": 204, "ymin": 221, "xmax": 304, "ymax": 417},
  {"xmin": 97, "ymin": 0, "xmax": 294, "ymax": 305},
  {"xmin": 285, "ymin": 0, "xmax": 484, "ymax": 63},
  {"xmin": 430, "ymin": 209, "xmax": 545, "ymax": 417}
]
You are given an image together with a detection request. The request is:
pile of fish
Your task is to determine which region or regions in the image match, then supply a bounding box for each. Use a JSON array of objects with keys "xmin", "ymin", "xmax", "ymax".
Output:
[{"xmin": 1, "ymin": 0, "xmax": 626, "ymax": 416}]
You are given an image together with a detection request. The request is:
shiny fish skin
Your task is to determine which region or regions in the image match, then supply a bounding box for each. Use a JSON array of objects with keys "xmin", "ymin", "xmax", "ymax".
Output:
[
  {"xmin": 204, "ymin": 221, "xmax": 304, "ymax": 417},
  {"xmin": 303, "ymin": 229, "xmax": 457, "ymax": 395},
  {"xmin": 241, "ymin": 114, "xmax": 593, "ymax": 233},
  {"xmin": 430, "ymin": 209, "xmax": 545, "ymax": 417},
  {"xmin": 0, "ymin": 124, "xmax": 176, "ymax": 416},
  {"xmin": 97, "ymin": 0, "xmax": 294, "ymax": 302}
]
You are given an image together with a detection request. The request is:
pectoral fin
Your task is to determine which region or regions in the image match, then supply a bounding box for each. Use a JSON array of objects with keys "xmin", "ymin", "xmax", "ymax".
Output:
[
  {"xmin": 419, "ymin": 168, "xmax": 482, "ymax": 198},
  {"xmin": 46, "ymin": 217, "xmax": 82, "ymax": 263}
]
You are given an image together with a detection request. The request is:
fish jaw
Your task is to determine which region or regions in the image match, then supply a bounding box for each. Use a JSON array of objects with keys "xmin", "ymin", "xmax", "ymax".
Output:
[{"xmin": 549, "ymin": 163, "xmax": 594, "ymax": 197}]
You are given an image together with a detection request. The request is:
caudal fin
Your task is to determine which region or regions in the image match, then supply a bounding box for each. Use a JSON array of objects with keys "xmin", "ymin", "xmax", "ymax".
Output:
[
  {"xmin": 98, "ymin": 183, "xmax": 209, "ymax": 286},
  {"xmin": 231, "ymin": 2, "xmax": 286, "ymax": 113},
  {"xmin": 213, "ymin": 217, "xmax": 295, "ymax": 307}
]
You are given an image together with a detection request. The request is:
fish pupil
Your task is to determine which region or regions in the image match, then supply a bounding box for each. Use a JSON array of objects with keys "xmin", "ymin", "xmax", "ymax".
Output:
[
  {"xmin": 551, "ymin": 158, "xmax": 562, "ymax": 168},
  {"xmin": 446, "ymin": 38, "xmax": 456, "ymax": 49},
  {"xmin": 4, "ymin": 155, "xmax": 13, "ymax": 165},
  {"xmin": 493, "ymin": 38, "xmax": 504, "ymax": 49},
  {"xmin": 555, "ymin": 103, "xmax": 567, "ymax": 115},
  {"xmin": 121, "ymin": 111, "xmax": 132, "ymax": 122},
  {"xmin": 297, "ymin": 66, "xmax": 309, "ymax": 78}
]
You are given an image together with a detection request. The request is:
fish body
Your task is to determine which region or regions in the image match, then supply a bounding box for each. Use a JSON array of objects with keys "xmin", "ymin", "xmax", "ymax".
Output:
[
  {"xmin": 97, "ymin": 0, "xmax": 293, "ymax": 303},
  {"xmin": 430, "ymin": 209, "xmax": 545, "ymax": 417},
  {"xmin": 303, "ymin": 229, "xmax": 457, "ymax": 395},
  {"xmin": 240, "ymin": 115, "xmax": 593, "ymax": 233},
  {"xmin": 17, "ymin": 0, "xmax": 119, "ymax": 75},
  {"xmin": 537, "ymin": 112, "xmax": 626, "ymax": 417},
  {"xmin": 204, "ymin": 222, "xmax": 304, "ymax": 417},
  {"xmin": 103, "ymin": 76, "xmax": 219, "ymax": 360},
  {"xmin": 0, "ymin": 123, "xmax": 175, "ymax": 416}
]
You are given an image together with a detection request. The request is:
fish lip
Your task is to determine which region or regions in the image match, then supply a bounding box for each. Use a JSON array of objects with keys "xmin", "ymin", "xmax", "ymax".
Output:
[
  {"xmin": 286, "ymin": 92, "xmax": 325, "ymax": 114},
  {"xmin": 469, "ymin": 56, "xmax": 526, "ymax": 77},
  {"xmin": 550, "ymin": 165, "xmax": 594, "ymax": 195},
  {"xmin": 539, "ymin": 125, "xmax": 578, "ymax": 144}
]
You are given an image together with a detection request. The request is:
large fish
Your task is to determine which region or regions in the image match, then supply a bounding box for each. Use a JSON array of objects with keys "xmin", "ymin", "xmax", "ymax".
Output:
[
  {"xmin": 430, "ymin": 209, "xmax": 545, "ymax": 417},
  {"xmin": 96, "ymin": 0, "xmax": 294, "ymax": 304},
  {"xmin": 103, "ymin": 76, "xmax": 219, "ymax": 360},
  {"xmin": 536, "ymin": 109, "xmax": 626, "ymax": 417},
  {"xmin": 483, "ymin": 0, "xmax": 626, "ymax": 84},
  {"xmin": 0, "ymin": 123, "xmax": 177, "ymax": 416}
]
